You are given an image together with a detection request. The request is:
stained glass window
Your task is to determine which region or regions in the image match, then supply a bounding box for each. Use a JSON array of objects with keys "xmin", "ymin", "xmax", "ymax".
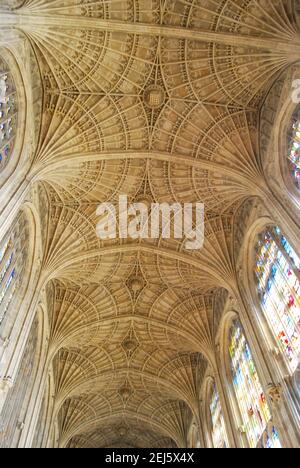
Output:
[
  {"xmin": 258, "ymin": 424, "xmax": 281, "ymax": 449},
  {"xmin": 0, "ymin": 215, "xmax": 27, "ymax": 326},
  {"xmin": 255, "ymin": 227, "xmax": 300, "ymax": 373},
  {"xmin": 288, "ymin": 107, "xmax": 300, "ymax": 189},
  {"xmin": 0, "ymin": 237, "xmax": 16, "ymax": 324},
  {"xmin": 229, "ymin": 320, "xmax": 281, "ymax": 448},
  {"xmin": 209, "ymin": 384, "xmax": 228, "ymax": 448},
  {"xmin": 0, "ymin": 58, "xmax": 17, "ymax": 171}
]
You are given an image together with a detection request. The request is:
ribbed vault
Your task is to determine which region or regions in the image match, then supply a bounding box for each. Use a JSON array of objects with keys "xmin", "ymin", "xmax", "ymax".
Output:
[{"xmin": 1, "ymin": 0, "xmax": 299, "ymax": 448}]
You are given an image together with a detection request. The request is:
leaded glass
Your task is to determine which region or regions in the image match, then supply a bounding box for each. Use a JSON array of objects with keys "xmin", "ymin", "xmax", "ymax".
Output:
[
  {"xmin": 255, "ymin": 227, "xmax": 300, "ymax": 373},
  {"xmin": 229, "ymin": 320, "xmax": 281, "ymax": 448},
  {"xmin": 0, "ymin": 58, "xmax": 17, "ymax": 171},
  {"xmin": 260, "ymin": 426, "xmax": 281, "ymax": 449},
  {"xmin": 0, "ymin": 214, "xmax": 28, "ymax": 325},
  {"xmin": 209, "ymin": 384, "xmax": 228, "ymax": 448},
  {"xmin": 288, "ymin": 107, "xmax": 300, "ymax": 190}
]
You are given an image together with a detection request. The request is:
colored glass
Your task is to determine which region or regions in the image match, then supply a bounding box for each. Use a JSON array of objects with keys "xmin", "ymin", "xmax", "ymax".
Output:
[
  {"xmin": 229, "ymin": 320, "xmax": 281, "ymax": 448},
  {"xmin": 209, "ymin": 384, "xmax": 228, "ymax": 448},
  {"xmin": 0, "ymin": 236, "xmax": 16, "ymax": 323},
  {"xmin": 288, "ymin": 109, "xmax": 300, "ymax": 189},
  {"xmin": 0, "ymin": 67, "xmax": 17, "ymax": 170},
  {"xmin": 255, "ymin": 227, "xmax": 300, "ymax": 372}
]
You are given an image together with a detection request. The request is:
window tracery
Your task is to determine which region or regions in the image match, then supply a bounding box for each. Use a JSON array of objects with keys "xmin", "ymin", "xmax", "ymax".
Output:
[
  {"xmin": 288, "ymin": 107, "xmax": 300, "ymax": 190},
  {"xmin": 229, "ymin": 320, "xmax": 281, "ymax": 448},
  {"xmin": 255, "ymin": 227, "xmax": 300, "ymax": 373},
  {"xmin": 209, "ymin": 384, "xmax": 228, "ymax": 448},
  {"xmin": 0, "ymin": 58, "xmax": 17, "ymax": 171},
  {"xmin": 0, "ymin": 214, "xmax": 28, "ymax": 326}
]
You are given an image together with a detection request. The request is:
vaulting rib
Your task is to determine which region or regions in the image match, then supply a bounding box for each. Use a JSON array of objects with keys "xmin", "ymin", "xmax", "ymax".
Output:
[{"xmin": 0, "ymin": 12, "xmax": 299, "ymax": 59}]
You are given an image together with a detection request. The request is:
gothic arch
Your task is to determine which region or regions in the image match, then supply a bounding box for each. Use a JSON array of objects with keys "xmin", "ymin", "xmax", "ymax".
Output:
[
  {"xmin": 240, "ymin": 210, "xmax": 300, "ymax": 378},
  {"xmin": 217, "ymin": 309, "xmax": 245, "ymax": 447},
  {"xmin": 58, "ymin": 408, "xmax": 185, "ymax": 449},
  {"xmin": 18, "ymin": 302, "xmax": 51, "ymax": 447},
  {"xmin": 261, "ymin": 64, "xmax": 300, "ymax": 212},
  {"xmin": 0, "ymin": 46, "xmax": 26, "ymax": 182},
  {"xmin": 0, "ymin": 304, "xmax": 43, "ymax": 448},
  {"xmin": 218, "ymin": 307, "xmax": 283, "ymax": 448},
  {"xmin": 201, "ymin": 374, "xmax": 216, "ymax": 448},
  {"xmin": 8, "ymin": 202, "xmax": 43, "ymax": 325}
]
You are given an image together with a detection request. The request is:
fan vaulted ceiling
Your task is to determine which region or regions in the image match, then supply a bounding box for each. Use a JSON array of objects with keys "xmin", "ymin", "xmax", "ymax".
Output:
[{"xmin": 2, "ymin": 0, "xmax": 300, "ymax": 448}]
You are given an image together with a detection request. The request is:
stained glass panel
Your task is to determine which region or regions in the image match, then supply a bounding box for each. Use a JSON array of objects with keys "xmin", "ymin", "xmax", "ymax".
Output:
[
  {"xmin": 229, "ymin": 320, "xmax": 281, "ymax": 448},
  {"xmin": 288, "ymin": 108, "xmax": 300, "ymax": 190},
  {"xmin": 0, "ymin": 58, "xmax": 17, "ymax": 171},
  {"xmin": 255, "ymin": 227, "xmax": 300, "ymax": 372},
  {"xmin": 259, "ymin": 426, "xmax": 281, "ymax": 449},
  {"xmin": 0, "ymin": 236, "xmax": 16, "ymax": 324},
  {"xmin": 209, "ymin": 384, "xmax": 228, "ymax": 448},
  {"xmin": 0, "ymin": 215, "xmax": 28, "ymax": 325}
]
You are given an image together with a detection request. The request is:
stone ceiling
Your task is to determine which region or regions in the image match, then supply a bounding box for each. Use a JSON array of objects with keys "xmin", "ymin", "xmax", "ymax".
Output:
[{"xmin": 1, "ymin": 0, "xmax": 300, "ymax": 448}]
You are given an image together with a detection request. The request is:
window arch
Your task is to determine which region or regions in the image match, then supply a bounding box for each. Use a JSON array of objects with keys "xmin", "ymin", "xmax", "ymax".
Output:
[
  {"xmin": 209, "ymin": 383, "xmax": 228, "ymax": 448},
  {"xmin": 255, "ymin": 226, "xmax": 300, "ymax": 373},
  {"xmin": 0, "ymin": 57, "xmax": 17, "ymax": 171},
  {"xmin": 0, "ymin": 314, "xmax": 39, "ymax": 448},
  {"xmin": 0, "ymin": 213, "xmax": 28, "ymax": 326},
  {"xmin": 287, "ymin": 106, "xmax": 300, "ymax": 190},
  {"xmin": 229, "ymin": 320, "xmax": 281, "ymax": 448}
]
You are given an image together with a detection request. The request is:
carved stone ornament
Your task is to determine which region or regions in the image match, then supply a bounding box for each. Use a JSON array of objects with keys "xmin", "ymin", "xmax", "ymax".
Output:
[
  {"xmin": 143, "ymin": 85, "xmax": 166, "ymax": 109},
  {"xmin": 267, "ymin": 384, "xmax": 283, "ymax": 405},
  {"xmin": 0, "ymin": 377, "xmax": 13, "ymax": 393}
]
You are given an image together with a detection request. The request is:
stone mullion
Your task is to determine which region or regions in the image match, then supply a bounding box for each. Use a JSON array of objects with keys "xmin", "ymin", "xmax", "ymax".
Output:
[
  {"xmin": 260, "ymin": 188, "xmax": 300, "ymax": 255},
  {"xmin": 194, "ymin": 408, "xmax": 206, "ymax": 449},
  {"xmin": 213, "ymin": 355, "xmax": 244, "ymax": 448},
  {"xmin": 236, "ymin": 282, "xmax": 299, "ymax": 447},
  {"xmin": 271, "ymin": 230, "xmax": 300, "ymax": 283},
  {"xmin": 0, "ymin": 273, "xmax": 43, "ymax": 415},
  {"xmin": 18, "ymin": 344, "xmax": 49, "ymax": 447},
  {"xmin": 198, "ymin": 400, "xmax": 211, "ymax": 448},
  {"xmin": 0, "ymin": 179, "xmax": 31, "ymax": 241}
]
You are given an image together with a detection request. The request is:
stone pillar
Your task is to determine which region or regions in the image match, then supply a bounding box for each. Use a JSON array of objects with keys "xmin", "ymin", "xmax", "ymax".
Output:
[
  {"xmin": 213, "ymin": 356, "xmax": 241, "ymax": 448},
  {"xmin": 263, "ymin": 189, "xmax": 300, "ymax": 254},
  {"xmin": 0, "ymin": 377, "xmax": 13, "ymax": 414}
]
